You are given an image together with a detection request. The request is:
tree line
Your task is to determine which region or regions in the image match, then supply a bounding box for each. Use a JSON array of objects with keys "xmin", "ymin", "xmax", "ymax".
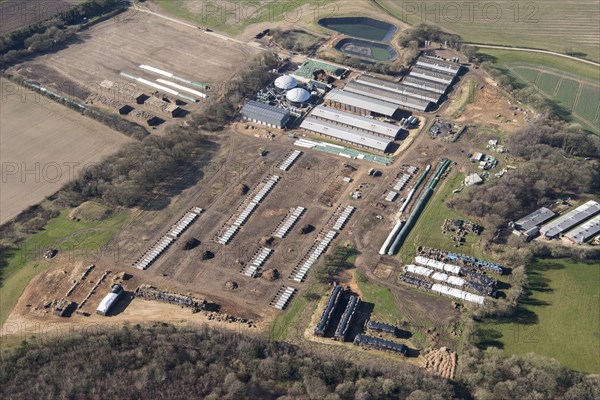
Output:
[
  {"xmin": 0, "ymin": 324, "xmax": 596, "ymax": 400},
  {"xmin": 0, "ymin": 0, "xmax": 127, "ymax": 68}
]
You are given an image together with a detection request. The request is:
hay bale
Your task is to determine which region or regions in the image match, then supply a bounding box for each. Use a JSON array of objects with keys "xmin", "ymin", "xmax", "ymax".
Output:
[
  {"xmin": 238, "ymin": 184, "xmax": 250, "ymax": 195},
  {"xmin": 300, "ymin": 224, "xmax": 315, "ymax": 235},
  {"xmin": 224, "ymin": 281, "xmax": 238, "ymax": 290},
  {"xmin": 262, "ymin": 269, "xmax": 280, "ymax": 281},
  {"xmin": 259, "ymin": 236, "xmax": 275, "ymax": 247},
  {"xmin": 182, "ymin": 238, "xmax": 201, "ymax": 250}
]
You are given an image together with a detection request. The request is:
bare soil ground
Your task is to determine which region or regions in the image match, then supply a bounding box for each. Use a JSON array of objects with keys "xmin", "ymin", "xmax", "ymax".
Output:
[
  {"xmin": 0, "ymin": 0, "xmax": 77, "ymax": 35},
  {"xmin": 8, "ymin": 11, "xmax": 261, "ymax": 130},
  {"xmin": 0, "ymin": 77, "xmax": 132, "ymax": 224}
]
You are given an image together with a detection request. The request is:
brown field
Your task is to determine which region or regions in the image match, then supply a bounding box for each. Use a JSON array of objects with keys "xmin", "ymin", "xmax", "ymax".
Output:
[
  {"xmin": 0, "ymin": 77, "xmax": 132, "ymax": 224},
  {"xmin": 9, "ymin": 10, "xmax": 262, "ymax": 129},
  {"xmin": 0, "ymin": 0, "xmax": 78, "ymax": 35}
]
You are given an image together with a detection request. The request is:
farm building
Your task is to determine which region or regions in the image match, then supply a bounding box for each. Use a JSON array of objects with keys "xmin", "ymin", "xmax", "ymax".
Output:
[
  {"xmin": 286, "ymin": 87, "xmax": 311, "ymax": 106},
  {"xmin": 512, "ymin": 207, "xmax": 556, "ymax": 233},
  {"xmin": 409, "ymin": 66, "xmax": 455, "ymax": 85},
  {"xmin": 356, "ymin": 75, "xmax": 441, "ymax": 103},
  {"xmin": 562, "ymin": 215, "xmax": 600, "ymax": 244},
  {"xmin": 353, "ymin": 334, "xmax": 408, "ymax": 356},
  {"xmin": 325, "ymin": 89, "xmax": 398, "ymax": 117},
  {"xmin": 344, "ymin": 81, "xmax": 431, "ymax": 112},
  {"xmin": 274, "ymin": 75, "xmax": 298, "ymax": 91},
  {"xmin": 300, "ymin": 117, "xmax": 393, "ymax": 153},
  {"xmin": 402, "ymin": 76, "xmax": 447, "ymax": 94},
  {"xmin": 241, "ymin": 100, "xmax": 291, "ymax": 129},
  {"xmin": 540, "ymin": 200, "xmax": 600, "ymax": 238},
  {"xmin": 416, "ymin": 56, "xmax": 461, "ymax": 75},
  {"xmin": 310, "ymin": 105, "xmax": 401, "ymax": 139},
  {"xmin": 96, "ymin": 284, "xmax": 124, "ymax": 316}
]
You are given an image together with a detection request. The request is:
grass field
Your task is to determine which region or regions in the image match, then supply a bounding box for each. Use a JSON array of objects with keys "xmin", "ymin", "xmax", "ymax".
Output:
[
  {"xmin": 379, "ymin": 0, "xmax": 600, "ymax": 62},
  {"xmin": 480, "ymin": 49, "xmax": 600, "ymax": 134},
  {"xmin": 0, "ymin": 210, "xmax": 129, "ymax": 325},
  {"xmin": 399, "ymin": 171, "xmax": 486, "ymax": 264},
  {"xmin": 155, "ymin": 0, "xmax": 335, "ymax": 35},
  {"xmin": 478, "ymin": 258, "xmax": 600, "ymax": 374}
]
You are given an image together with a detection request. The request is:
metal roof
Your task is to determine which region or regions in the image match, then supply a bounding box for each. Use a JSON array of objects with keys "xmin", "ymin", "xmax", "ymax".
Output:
[
  {"xmin": 344, "ymin": 81, "xmax": 431, "ymax": 111},
  {"xmin": 540, "ymin": 200, "xmax": 600, "ymax": 238},
  {"xmin": 410, "ymin": 67, "xmax": 455, "ymax": 84},
  {"xmin": 514, "ymin": 207, "xmax": 556, "ymax": 232},
  {"xmin": 356, "ymin": 75, "xmax": 441, "ymax": 103},
  {"xmin": 300, "ymin": 117, "xmax": 392, "ymax": 152},
  {"xmin": 325, "ymin": 88, "xmax": 398, "ymax": 116},
  {"xmin": 402, "ymin": 75, "xmax": 447, "ymax": 94},
  {"xmin": 241, "ymin": 100, "xmax": 290, "ymax": 127},
  {"xmin": 563, "ymin": 215, "xmax": 600, "ymax": 244},
  {"xmin": 417, "ymin": 56, "xmax": 461, "ymax": 75},
  {"xmin": 311, "ymin": 105, "xmax": 400, "ymax": 138}
]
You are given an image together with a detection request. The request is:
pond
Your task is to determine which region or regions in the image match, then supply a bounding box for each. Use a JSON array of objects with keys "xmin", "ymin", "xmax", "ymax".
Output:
[
  {"xmin": 318, "ymin": 17, "xmax": 397, "ymax": 42},
  {"xmin": 335, "ymin": 38, "xmax": 398, "ymax": 61}
]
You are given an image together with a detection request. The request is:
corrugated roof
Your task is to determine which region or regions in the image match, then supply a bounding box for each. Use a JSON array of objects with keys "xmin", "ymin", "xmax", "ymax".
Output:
[
  {"xmin": 410, "ymin": 67, "xmax": 455, "ymax": 84},
  {"xmin": 344, "ymin": 81, "xmax": 431, "ymax": 111},
  {"xmin": 311, "ymin": 105, "xmax": 400, "ymax": 138},
  {"xmin": 417, "ymin": 56, "xmax": 461, "ymax": 74},
  {"xmin": 563, "ymin": 215, "xmax": 600, "ymax": 244},
  {"xmin": 325, "ymin": 88, "xmax": 398, "ymax": 116},
  {"xmin": 300, "ymin": 117, "xmax": 392, "ymax": 152},
  {"xmin": 541, "ymin": 200, "xmax": 600, "ymax": 238},
  {"xmin": 241, "ymin": 100, "xmax": 290, "ymax": 126},
  {"xmin": 514, "ymin": 207, "xmax": 556, "ymax": 232},
  {"xmin": 356, "ymin": 75, "xmax": 441, "ymax": 103},
  {"xmin": 402, "ymin": 75, "xmax": 447, "ymax": 94}
]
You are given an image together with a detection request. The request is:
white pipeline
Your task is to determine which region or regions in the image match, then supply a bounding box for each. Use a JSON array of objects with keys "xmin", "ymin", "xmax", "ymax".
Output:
[
  {"xmin": 379, "ymin": 220, "xmax": 404, "ymax": 255},
  {"xmin": 399, "ymin": 188, "xmax": 416, "ymax": 215},
  {"xmin": 139, "ymin": 64, "xmax": 173, "ymax": 78},
  {"xmin": 156, "ymin": 79, "xmax": 208, "ymax": 98}
]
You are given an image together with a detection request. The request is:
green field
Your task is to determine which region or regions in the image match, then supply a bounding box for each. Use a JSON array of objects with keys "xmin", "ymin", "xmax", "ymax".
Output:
[
  {"xmin": 155, "ymin": 0, "xmax": 336, "ymax": 35},
  {"xmin": 0, "ymin": 210, "xmax": 129, "ymax": 325},
  {"xmin": 478, "ymin": 259, "xmax": 600, "ymax": 374},
  {"xmin": 481, "ymin": 49, "xmax": 600, "ymax": 134},
  {"xmin": 355, "ymin": 272, "xmax": 403, "ymax": 324},
  {"xmin": 399, "ymin": 171, "xmax": 485, "ymax": 264},
  {"xmin": 379, "ymin": 0, "xmax": 600, "ymax": 62}
]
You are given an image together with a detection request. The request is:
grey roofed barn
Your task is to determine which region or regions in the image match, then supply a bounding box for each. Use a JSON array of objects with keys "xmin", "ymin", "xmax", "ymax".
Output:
[
  {"xmin": 514, "ymin": 207, "xmax": 556, "ymax": 232},
  {"xmin": 563, "ymin": 215, "xmax": 600, "ymax": 244},
  {"xmin": 402, "ymin": 75, "xmax": 447, "ymax": 94},
  {"xmin": 416, "ymin": 56, "xmax": 461, "ymax": 75},
  {"xmin": 540, "ymin": 200, "xmax": 600, "ymax": 238},
  {"xmin": 300, "ymin": 116, "xmax": 392, "ymax": 152},
  {"xmin": 356, "ymin": 75, "xmax": 441, "ymax": 103},
  {"xmin": 325, "ymin": 88, "xmax": 398, "ymax": 117},
  {"xmin": 344, "ymin": 81, "xmax": 431, "ymax": 111},
  {"xmin": 241, "ymin": 100, "xmax": 291, "ymax": 128},
  {"xmin": 310, "ymin": 105, "xmax": 400, "ymax": 139},
  {"xmin": 410, "ymin": 66, "xmax": 455, "ymax": 85}
]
